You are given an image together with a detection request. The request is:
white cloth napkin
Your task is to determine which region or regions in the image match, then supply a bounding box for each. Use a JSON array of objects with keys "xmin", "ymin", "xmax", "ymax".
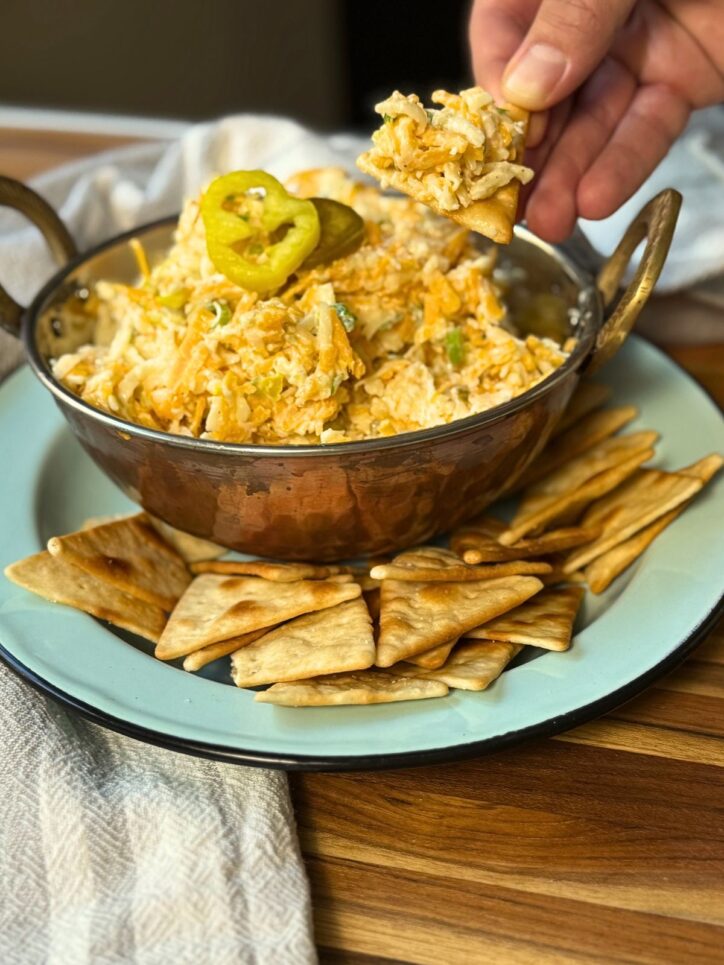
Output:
[
  {"xmin": 0, "ymin": 116, "xmax": 355, "ymax": 965},
  {"xmin": 581, "ymin": 105, "xmax": 724, "ymax": 292}
]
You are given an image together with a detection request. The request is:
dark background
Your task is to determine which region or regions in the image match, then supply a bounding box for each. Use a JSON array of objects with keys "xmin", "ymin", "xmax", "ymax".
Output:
[{"xmin": 1, "ymin": 0, "xmax": 472, "ymax": 131}]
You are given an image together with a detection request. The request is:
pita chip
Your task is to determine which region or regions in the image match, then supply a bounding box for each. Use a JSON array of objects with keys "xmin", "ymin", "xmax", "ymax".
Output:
[
  {"xmin": 4, "ymin": 551, "xmax": 166, "ymax": 642},
  {"xmin": 376, "ymin": 574, "xmax": 543, "ymax": 667},
  {"xmin": 182, "ymin": 627, "xmax": 271, "ymax": 672},
  {"xmin": 466, "ymin": 585, "xmax": 584, "ymax": 651},
  {"xmin": 231, "ymin": 597, "xmax": 374, "ymax": 688},
  {"xmin": 190, "ymin": 559, "xmax": 347, "ymax": 581},
  {"xmin": 397, "ymin": 640, "xmax": 522, "ymax": 691},
  {"xmin": 255, "ymin": 670, "xmax": 448, "ymax": 707},
  {"xmin": 453, "ymin": 522, "xmax": 599, "ymax": 564},
  {"xmin": 582, "ymin": 453, "xmax": 723, "ymax": 590},
  {"xmin": 155, "ymin": 575, "xmax": 360, "ymax": 661},
  {"xmin": 370, "ymin": 545, "xmax": 551, "ymax": 582},
  {"xmin": 517, "ymin": 405, "xmax": 638, "ymax": 488},
  {"xmin": 47, "ymin": 514, "xmax": 191, "ymax": 611},
  {"xmin": 406, "ymin": 637, "xmax": 458, "ymax": 669},
  {"xmin": 501, "ymin": 432, "xmax": 657, "ymax": 545},
  {"xmin": 356, "ymin": 98, "xmax": 530, "ymax": 244},
  {"xmin": 563, "ymin": 465, "xmax": 706, "ymax": 573},
  {"xmin": 147, "ymin": 515, "xmax": 225, "ymax": 563},
  {"xmin": 552, "ymin": 381, "xmax": 612, "ymax": 437}
]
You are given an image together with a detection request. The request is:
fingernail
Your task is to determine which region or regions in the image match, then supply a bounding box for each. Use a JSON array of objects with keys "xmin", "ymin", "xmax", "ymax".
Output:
[{"xmin": 503, "ymin": 44, "xmax": 568, "ymax": 107}]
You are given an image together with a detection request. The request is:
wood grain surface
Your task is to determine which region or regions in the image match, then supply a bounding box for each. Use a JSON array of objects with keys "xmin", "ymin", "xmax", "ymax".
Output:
[{"xmin": 4, "ymin": 127, "xmax": 724, "ymax": 964}]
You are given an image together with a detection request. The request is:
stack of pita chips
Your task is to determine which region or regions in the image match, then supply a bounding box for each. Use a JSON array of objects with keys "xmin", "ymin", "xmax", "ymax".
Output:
[
  {"xmin": 369, "ymin": 545, "xmax": 584, "ymax": 694},
  {"xmin": 4, "ymin": 514, "xmax": 200, "ymax": 642},
  {"xmin": 453, "ymin": 380, "xmax": 722, "ymax": 594}
]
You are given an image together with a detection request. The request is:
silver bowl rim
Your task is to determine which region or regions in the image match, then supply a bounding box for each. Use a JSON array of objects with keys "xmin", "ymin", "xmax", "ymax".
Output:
[{"xmin": 24, "ymin": 217, "xmax": 601, "ymax": 458}]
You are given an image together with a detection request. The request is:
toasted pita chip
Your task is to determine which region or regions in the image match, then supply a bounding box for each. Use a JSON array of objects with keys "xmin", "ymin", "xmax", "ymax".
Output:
[
  {"xmin": 81, "ymin": 514, "xmax": 126, "ymax": 530},
  {"xmin": 406, "ymin": 637, "xmax": 458, "ymax": 669},
  {"xmin": 370, "ymin": 545, "xmax": 551, "ymax": 582},
  {"xmin": 355, "ymin": 574, "xmax": 382, "ymax": 592},
  {"xmin": 564, "ymin": 454, "xmax": 720, "ymax": 574},
  {"xmin": 255, "ymin": 670, "xmax": 448, "ymax": 706},
  {"xmin": 4, "ymin": 551, "xmax": 166, "ymax": 642},
  {"xmin": 357, "ymin": 103, "xmax": 529, "ymax": 244},
  {"xmin": 231, "ymin": 598, "xmax": 374, "ymax": 688},
  {"xmin": 585, "ymin": 454, "xmax": 723, "ymax": 593},
  {"xmin": 511, "ymin": 430, "xmax": 658, "ymax": 525},
  {"xmin": 552, "ymin": 382, "xmax": 612, "ymax": 437},
  {"xmin": 147, "ymin": 516, "xmax": 225, "ymax": 563},
  {"xmin": 182, "ymin": 627, "xmax": 272, "ymax": 672},
  {"xmin": 454, "ymin": 522, "xmax": 600, "ymax": 563},
  {"xmin": 501, "ymin": 433, "xmax": 657, "ymax": 545},
  {"xmin": 189, "ymin": 559, "xmax": 347, "ymax": 581},
  {"xmin": 539, "ymin": 563, "xmax": 586, "ymax": 586},
  {"xmin": 584, "ymin": 512, "xmax": 675, "ymax": 594},
  {"xmin": 466, "ymin": 585, "xmax": 584, "ymax": 651},
  {"xmin": 517, "ymin": 405, "xmax": 638, "ymax": 488},
  {"xmin": 376, "ymin": 575, "xmax": 543, "ymax": 667},
  {"xmin": 444, "ymin": 181, "xmax": 523, "ymax": 245},
  {"xmin": 47, "ymin": 514, "xmax": 190, "ymax": 611},
  {"xmin": 155, "ymin": 575, "xmax": 360, "ymax": 661},
  {"xmin": 397, "ymin": 640, "xmax": 522, "ymax": 690}
]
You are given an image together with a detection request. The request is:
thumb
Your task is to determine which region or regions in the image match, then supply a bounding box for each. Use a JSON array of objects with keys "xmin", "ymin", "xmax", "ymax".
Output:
[{"xmin": 501, "ymin": 0, "xmax": 635, "ymax": 110}]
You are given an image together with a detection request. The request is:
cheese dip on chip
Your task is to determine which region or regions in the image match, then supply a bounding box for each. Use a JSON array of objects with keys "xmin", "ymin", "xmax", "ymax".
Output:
[
  {"xmin": 357, "ymin": 87, "xmax": 533, "ymax": 214},
  {"xmin": 53, "ymin": 167, "xmax": 571, "ymax": 445}
]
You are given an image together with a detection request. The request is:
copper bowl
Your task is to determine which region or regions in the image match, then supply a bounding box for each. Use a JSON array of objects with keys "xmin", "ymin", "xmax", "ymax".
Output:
[{"xmin": 0, "ymin": 176, "xmax": 680, "ymax": 560}]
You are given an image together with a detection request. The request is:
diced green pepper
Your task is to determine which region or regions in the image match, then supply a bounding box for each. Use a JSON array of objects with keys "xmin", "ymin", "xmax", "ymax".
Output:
[
  {"xmin": 255, "ymin": 373, "xmax": 284, "ymax": 400},
  {"xmin": 444, "ymin": 327, "xmax": 465, "ymax": 366},
  {"xmin": 332, "ymin": 302, "xmax": 357, "ymax": 333},
  {"xmin": 207, "ymin": 299, "xmax": 232, "ymax": 327}
]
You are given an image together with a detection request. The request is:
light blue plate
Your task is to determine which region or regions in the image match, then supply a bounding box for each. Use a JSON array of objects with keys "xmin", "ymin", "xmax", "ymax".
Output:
[{"xmin": 1, "ymin": 336, "xmax": 722, "ymax": 770}]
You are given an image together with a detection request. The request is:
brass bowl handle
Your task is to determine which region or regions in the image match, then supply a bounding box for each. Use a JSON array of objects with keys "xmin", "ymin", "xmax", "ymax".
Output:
[
  {"xmin": 587, "ymin": 187, "xmax": 682, "ymax": 373},
  {"xmin": 0, "ymin": 176, "xmax": 78, "ymax": 338}
]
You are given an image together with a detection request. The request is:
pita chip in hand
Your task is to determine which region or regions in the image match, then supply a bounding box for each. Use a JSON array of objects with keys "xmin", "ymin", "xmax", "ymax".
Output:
[
  {"xmin": 4, "ymin": 551, "xmax": 166, "ymax": 642},
  {"xmin": 255, "ymin": 670, "xmax": 448, "ymax": 707},
  {"xmin": 356, "ymin": 92, "xmax": 531, "ymax": 244},
  {"xmin": 376, "ymin": 575, "xmax": 543, "ymax": 667}
]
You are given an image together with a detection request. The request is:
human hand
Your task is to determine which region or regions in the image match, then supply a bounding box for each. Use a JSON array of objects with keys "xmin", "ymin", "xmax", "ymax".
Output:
[{"xmin": 469, "ymin": 0, "xmax": 724, "ymax": 241}]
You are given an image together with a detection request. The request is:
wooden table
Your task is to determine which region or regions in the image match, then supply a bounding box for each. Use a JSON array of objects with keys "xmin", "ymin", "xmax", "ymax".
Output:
[{"xmin": 3, "ymin": 126, "xmax": 724, "ymax": 965}]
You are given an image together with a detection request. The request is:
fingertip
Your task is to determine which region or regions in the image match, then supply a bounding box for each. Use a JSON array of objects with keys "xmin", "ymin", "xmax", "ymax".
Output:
[
  {"xmin": 525, "ymin": 187, "xmax": 577, "ymax": 243},
  {"xmin": 577, "ymin": 174, "xmax": 618, "ymax": 221}
]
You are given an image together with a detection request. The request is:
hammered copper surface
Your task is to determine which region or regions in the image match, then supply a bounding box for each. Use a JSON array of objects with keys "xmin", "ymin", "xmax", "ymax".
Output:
[{"xmin": 53, "ymin": 371, "xmax": 578, "ymax": 559}]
